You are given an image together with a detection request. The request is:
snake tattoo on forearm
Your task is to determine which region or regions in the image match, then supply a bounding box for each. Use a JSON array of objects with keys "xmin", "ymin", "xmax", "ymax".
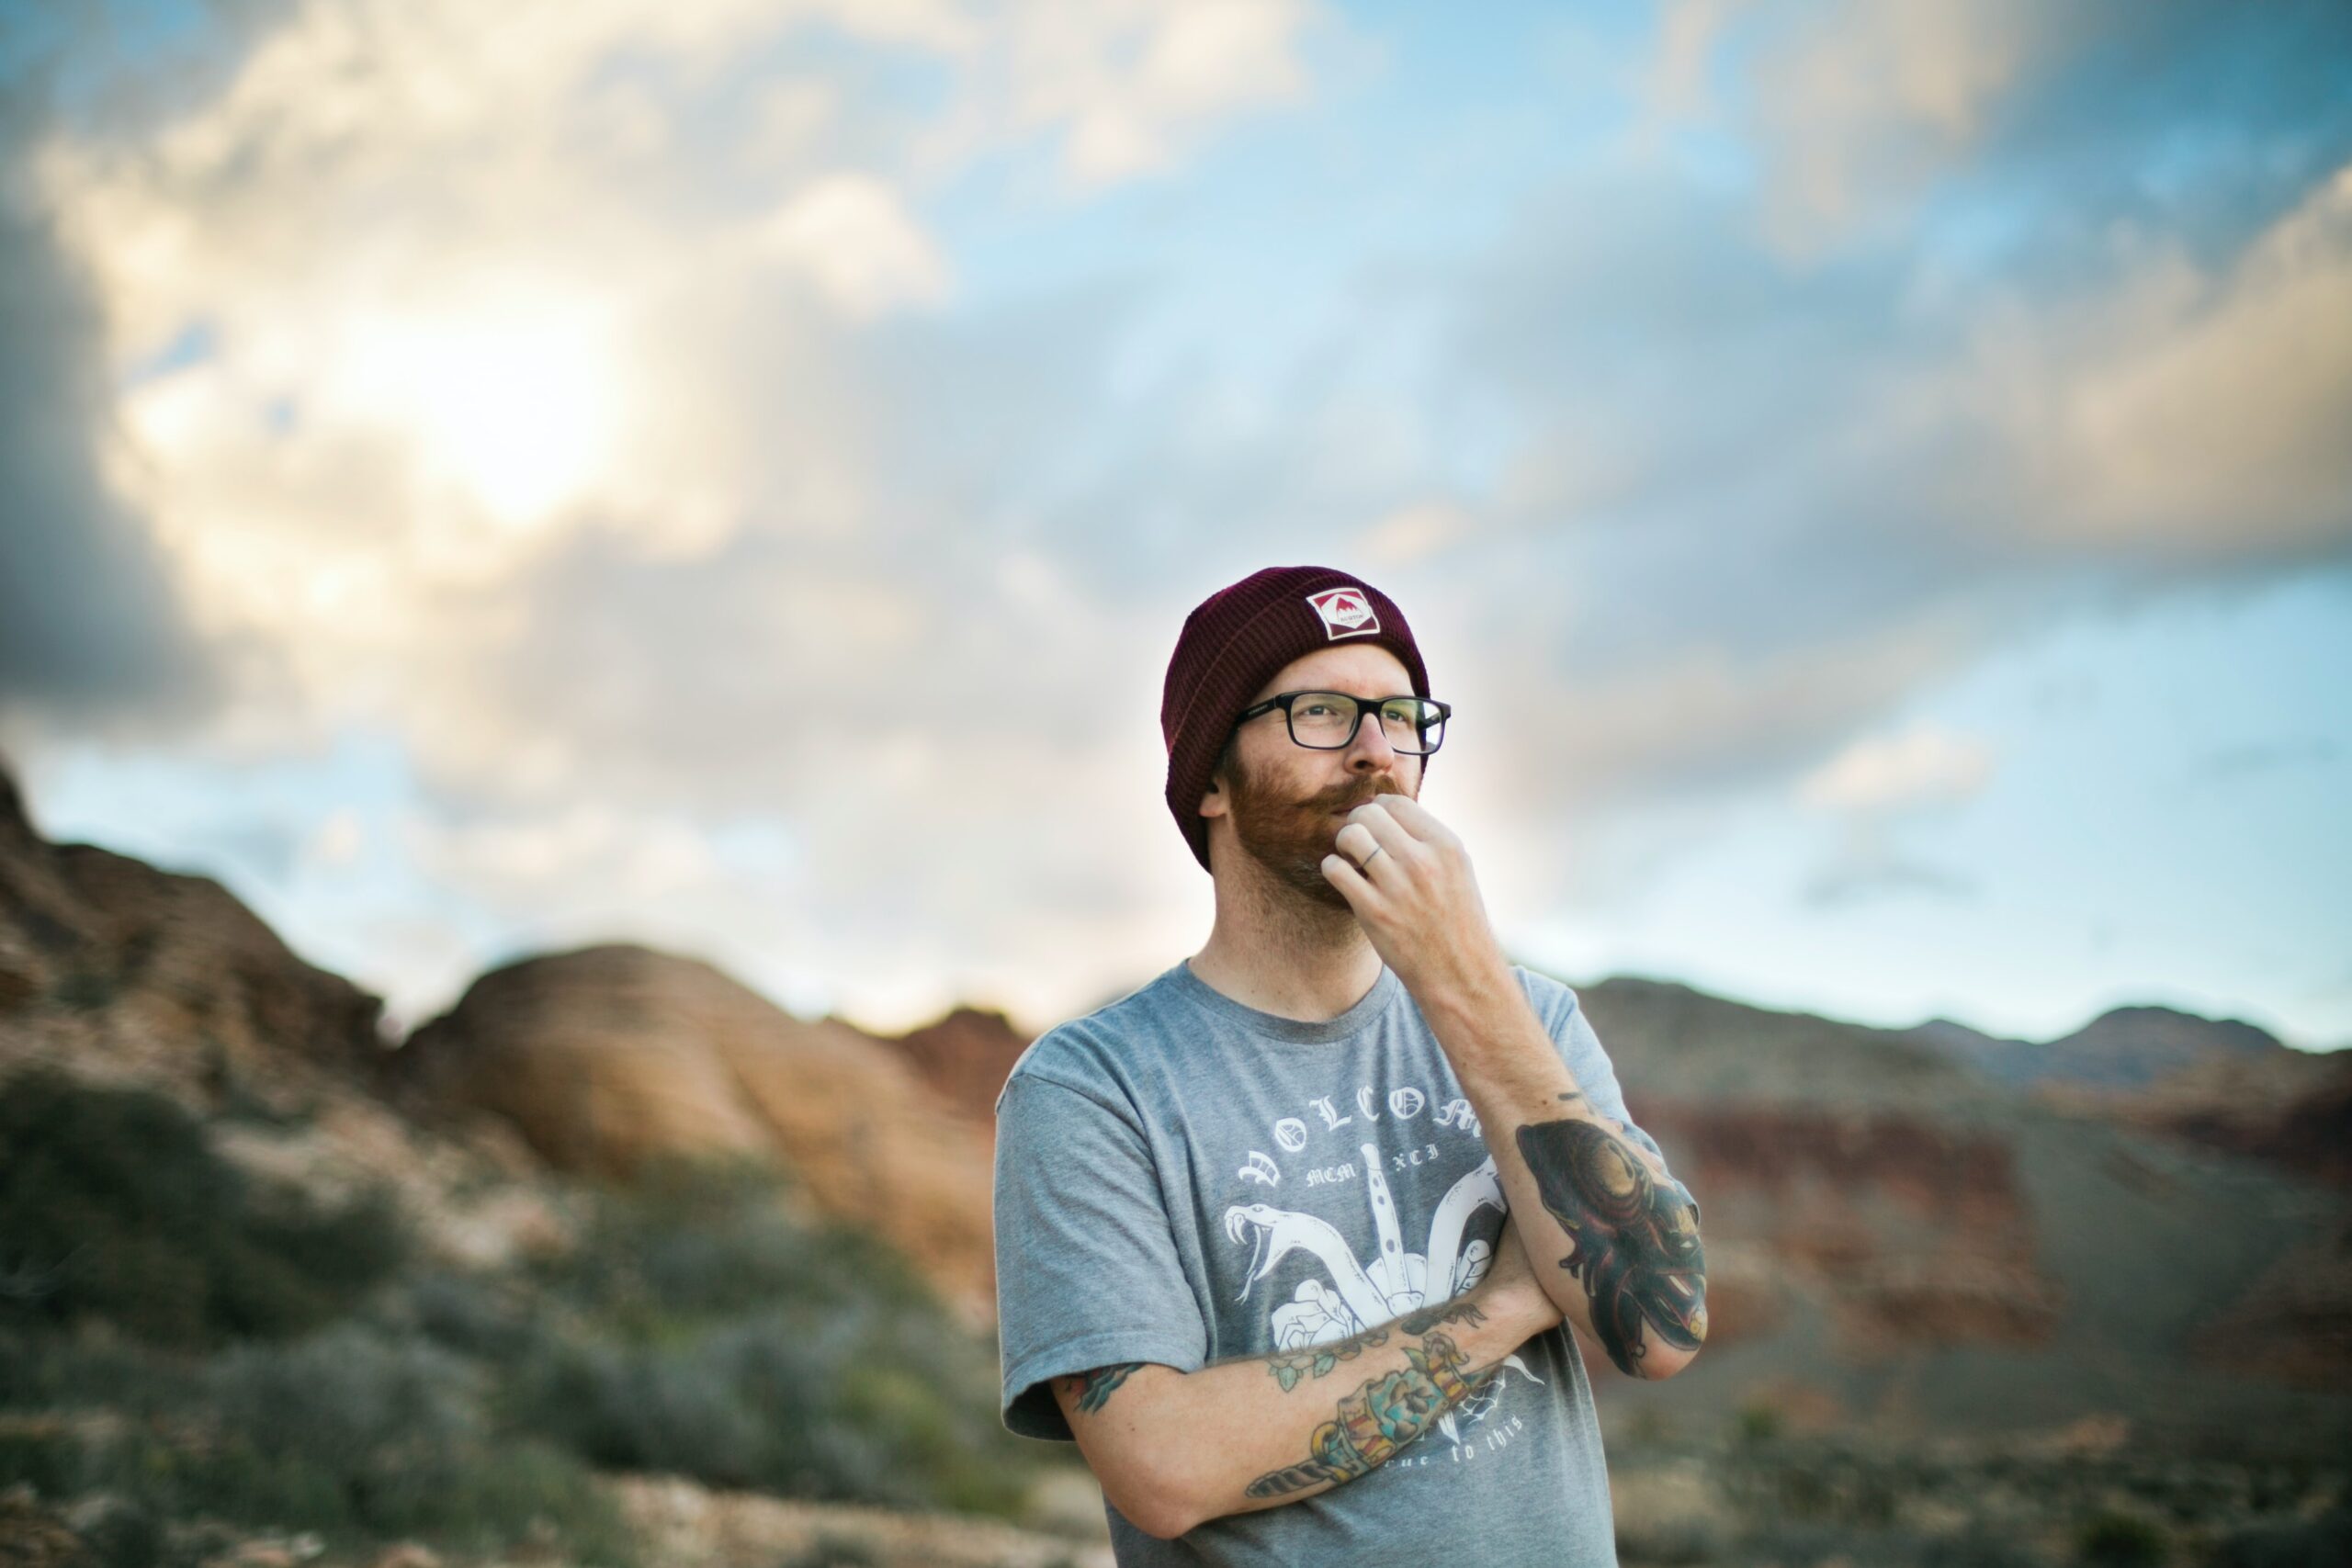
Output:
[{"xmin": 1516, "ymin": 1113, "xmax": 1708, "ymax": 1377}]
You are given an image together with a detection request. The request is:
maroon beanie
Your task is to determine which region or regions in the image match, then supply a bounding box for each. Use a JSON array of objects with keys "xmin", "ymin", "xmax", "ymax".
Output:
[{"xmin": 1160, "ymin": 566, "xmax": 1432, "ymax": 873}]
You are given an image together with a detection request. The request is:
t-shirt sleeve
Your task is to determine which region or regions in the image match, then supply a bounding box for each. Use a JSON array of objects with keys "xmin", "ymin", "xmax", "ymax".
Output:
[
  {"xmin": 1521, "ymin": 971, "xmax": 1701, "ymax": 1224},
  {"xmin": 993, "ymin": 1069, "xmax": 1210, "ymax": 1441}
]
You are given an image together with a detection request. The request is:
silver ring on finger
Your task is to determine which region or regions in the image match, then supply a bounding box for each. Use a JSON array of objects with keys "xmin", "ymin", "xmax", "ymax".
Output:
[{"xmin": 1360, "ymin": 843, "xmax": 1385, "ymax": 867}]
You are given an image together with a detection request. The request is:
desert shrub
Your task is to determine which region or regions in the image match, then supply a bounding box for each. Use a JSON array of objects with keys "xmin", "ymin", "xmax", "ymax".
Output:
[
  {"xmin": 504, "ymin": 1296, "xmax": 1031, "ymax": 1517},
  {"xmin": 782, "ymin": 1536, "xmax": 881, "ymax": 1568},
  {"xmin": 503, "ymin": 1155, "xmax": 1035, "ymax": 1517},
  {"xmin": 1922, "ymin": 1525, "xmax": 2049, "ymax": 1568},
  {"xmin": 70, "ymin": 1494, "xmax": 168, "ymax": 1568},
  {"xmin": 1736, "ymin": 1522, "xmax": 1870, "ymax": 1566},
  {"xmin": 532, "ymin": 1152, "xmax": 929, "ymax": 1332},
  {"xmin": 402, "ymin": 1267, "xmax": 551, "ymax": 1362},
  {"xmin": 1736, "ymin": 1400, "xmax": 1782, "ymax": 1446},
  {"xmin": 2207, "ymin": 1507, "xmax": 2352, "ymax": 1568},
  {"xmin": 0, "ymin": 1066, "xmax": 408, "ymax": 1348},
  {"xmin": 0, "ymin": 1324, "xmax": 208, "ymax": 1413},
  {"xmin": 1729, "ymin": 1443, "xmax": 1900, "ymax": 1528},
  {"xmin": 0, "ymin": 1321, "xmax": 637, "ymax": 1564},
  {"xmin": 1617, "ymin": 1516, "xmax": 1722, "ymax": 1564},
  {"xmin": 2076, "ymin": 1510, "xmax": 2165, "ymax": 1568}
]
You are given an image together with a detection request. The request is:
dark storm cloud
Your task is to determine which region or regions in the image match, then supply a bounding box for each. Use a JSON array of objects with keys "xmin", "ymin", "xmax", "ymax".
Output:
[
  {"xmin": 1932, "ymin": 0, "xmax": 2352, "ymax": 271},
  {"xmin": 0, "ymin": 127, "xmax": 208, "ymax": 712},
  {"xmin": 0, "ymin": 4, "xmax": 285, "ymax": 716}
]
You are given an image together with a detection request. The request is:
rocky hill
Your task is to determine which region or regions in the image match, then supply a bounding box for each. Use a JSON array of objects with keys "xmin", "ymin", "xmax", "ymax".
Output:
[
  {"xmin": 388, "ymin": 943, "xmax": 1001, "ymax": 1321},
  {"xmin": 870, "ymin": 1004, "xmax": 1035, "ymax": 1125},
  {"xmin": 1567, "ymin": 975, "xmax": 2352, "ymax": 1456},
  {"xmin": 0, "ymin": 761, "xmax": 382, "ymax": 1108}
]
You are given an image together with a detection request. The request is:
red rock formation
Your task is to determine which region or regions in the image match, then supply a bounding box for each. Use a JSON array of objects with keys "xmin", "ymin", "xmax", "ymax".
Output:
[
  {"xmin": 2044, "ymin": 1049, "xmax": 2352, "ymax": 1190},
  {"xmin": 869, "ymin": 1005, "xmax": 1034, "ymax": 1126},
  {"xmin": 0, "ymin": 753, "xmax": 384, "ymax": 1112},
  {"xmin": 1631, "ymin": 1100, "xmax": 2065, "ymax": 1355},
  {"xmin": 390, "ymin": 944, "xmax": 999, "ymax": 1320},
  {"xmin": 2191, "ymin": 1213, "xmax": 2352, "ymax": 1390}
]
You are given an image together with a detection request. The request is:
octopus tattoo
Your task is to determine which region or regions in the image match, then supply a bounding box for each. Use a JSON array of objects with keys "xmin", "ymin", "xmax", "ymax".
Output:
[
  {"xmin": 1245, "ymin": 1331, "xmax": 1483, "ymax": 1497},
  {"xmin": 1516, "ymin": 1116, "xmax": 1707, "ymax": 1377}
]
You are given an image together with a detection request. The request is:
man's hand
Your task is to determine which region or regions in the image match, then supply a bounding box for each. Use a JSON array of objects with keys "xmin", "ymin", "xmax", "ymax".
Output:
[
  {"xmin": 1321, "ymin": 794, "xmax": 1709, "ymax": 1382},
  {"xmin": 1321, "ymin": 794, "xmax": 1514, "ymax": 1017},
  {"xmin": 1478, "ymin": 1214, "xmax": 1566, "ymax": 1336}
]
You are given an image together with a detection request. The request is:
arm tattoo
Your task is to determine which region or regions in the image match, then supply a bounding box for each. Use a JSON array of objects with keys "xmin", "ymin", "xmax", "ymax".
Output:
[
  {"xmin": 1396, "ymin": 1297, "xmax": 1487, "ymax": 1337},
  {"xmin": 1064, "ymin": 1361, "xmax": 1145, "ymax": 1415},
  {"xmin": 1261, "ymin": 1297, "xmax": 1488, "ymax": 1392},
  {"xmin": 1265, "ymin": 1328, "xmax": 1384, "ymax": 1392},
  {"xmin": 1245, "ymin": 1331, "xmax": 1481, "ymax": 1497},
  {"xmin": 1516, "ymin": 1116, "xmax": 1707, "ymax": 1377}
]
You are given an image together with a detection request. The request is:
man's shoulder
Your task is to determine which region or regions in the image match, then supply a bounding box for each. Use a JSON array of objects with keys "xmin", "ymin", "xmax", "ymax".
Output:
[
  {"xmin": 1510, "ymin": 961, "xmax": 1583, "ymax": 1024},
  {"xmin": 995, "ymin": 964, "xmax": 1189, "ymax": 1113}
]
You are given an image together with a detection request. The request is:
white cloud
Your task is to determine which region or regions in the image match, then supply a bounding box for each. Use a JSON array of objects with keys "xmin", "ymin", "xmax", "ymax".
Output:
[
  {"xmin": 1797, "ymin": 721, "xmax": 1996, "ymax": 812},
  {"xmin": 933, "ymin": 0, "xmax": 1317, "ymax": 184},
  {"xmin": 1643, "ymin": 0, "xmax": 2052, "ymax": 251},
  {"xmin": 2002, "ymin": 164, "xmax": 2352, "ymax": 555},
  {"xmin": 17, "ymin": 0, "xmax": 1327, "ymax": 1028},
  {"xmin": 755, "ymin": 174, "xmax": 953, "ymax": 318}
]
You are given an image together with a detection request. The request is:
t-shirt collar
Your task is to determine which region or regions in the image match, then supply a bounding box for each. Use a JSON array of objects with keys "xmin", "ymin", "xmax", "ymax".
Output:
[{"xmin": 1164, "ymin": 957, "xmax": 1404, "ymax": 1044}]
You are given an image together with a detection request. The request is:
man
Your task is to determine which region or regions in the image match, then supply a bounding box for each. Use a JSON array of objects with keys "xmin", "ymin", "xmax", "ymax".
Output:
[{"xmin": 993, "ymin": 565, "xmax": 1707, "ymax": 1565}]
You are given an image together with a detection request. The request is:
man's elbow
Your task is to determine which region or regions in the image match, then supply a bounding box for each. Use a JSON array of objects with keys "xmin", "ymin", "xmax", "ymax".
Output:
[
  {"xmin": 1634, "ymin": 1337, "xmax": 1703, "ymax": 1382},
  {"xmin": 1102, "ymin": 1462, "xmax": 1206, "ymax": 1541},
  {"xmin": 1634, "ymin": 1299, "xmax": 1709, "ymax": 1382}
]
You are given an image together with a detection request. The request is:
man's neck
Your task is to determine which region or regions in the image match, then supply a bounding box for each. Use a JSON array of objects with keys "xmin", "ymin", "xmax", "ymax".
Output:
[{"xmin": 1186, "ymin": 853, "xmax": 1386, "ymax": 1024}]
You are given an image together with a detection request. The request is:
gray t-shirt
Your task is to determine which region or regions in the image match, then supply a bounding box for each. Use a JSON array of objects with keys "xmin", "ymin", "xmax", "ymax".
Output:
[{"xmin": 992, "ymin": 957, "xmax": 1695, "ymax": 1567}]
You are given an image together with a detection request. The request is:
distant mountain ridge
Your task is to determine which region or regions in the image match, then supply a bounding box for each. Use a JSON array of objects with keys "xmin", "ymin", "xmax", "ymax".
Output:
[{"xmin": 1903, "ymin": 1004, "xmax": 2292, "ymax": 1091}]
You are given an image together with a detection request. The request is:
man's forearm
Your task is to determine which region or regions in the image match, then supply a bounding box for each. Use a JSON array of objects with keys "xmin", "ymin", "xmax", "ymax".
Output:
[
  {"xmin": 1418, "ymin": 975, "xmax": 1709, "ymax": 1380},
  {"xmin": 1059, "ymin": 1285, "xmax": 1553, "ymax": 1538}
]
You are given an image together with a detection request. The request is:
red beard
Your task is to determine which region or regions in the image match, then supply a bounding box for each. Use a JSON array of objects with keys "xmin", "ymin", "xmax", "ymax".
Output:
[{"xmin": 1224, "ymin": 754, "xmax": 1412, "ymax": 913}]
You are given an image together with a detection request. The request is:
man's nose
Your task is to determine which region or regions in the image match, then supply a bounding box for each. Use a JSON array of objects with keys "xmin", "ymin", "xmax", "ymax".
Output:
[{"xmin": 1346, "ymin": 712, "xmax": 1397, "ymax": 768}]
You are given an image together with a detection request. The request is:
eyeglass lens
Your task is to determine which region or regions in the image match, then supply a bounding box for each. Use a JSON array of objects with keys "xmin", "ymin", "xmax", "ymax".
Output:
[{"xmin": 1288, "ymin": 693, "xmax": 1444, "ymax": 753}]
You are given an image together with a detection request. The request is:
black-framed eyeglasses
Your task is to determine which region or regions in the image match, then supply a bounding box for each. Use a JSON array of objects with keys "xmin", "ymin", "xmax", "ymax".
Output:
[{"xmin": 1232, "ymin": 691, "xmax": 1452, "ymax": 755}]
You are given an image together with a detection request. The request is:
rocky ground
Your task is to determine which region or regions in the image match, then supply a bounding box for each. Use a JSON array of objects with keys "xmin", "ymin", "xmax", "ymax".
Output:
[{"xmin": 0, "ymin": 1470, "xmax": 1116, "ymax": 1568}]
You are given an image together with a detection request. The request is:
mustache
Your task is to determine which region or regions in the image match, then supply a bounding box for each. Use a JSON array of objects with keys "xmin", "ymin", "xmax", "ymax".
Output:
[{"xmin": 1312, "ymin": 775, "xmax": 1408, "ymax": 813}]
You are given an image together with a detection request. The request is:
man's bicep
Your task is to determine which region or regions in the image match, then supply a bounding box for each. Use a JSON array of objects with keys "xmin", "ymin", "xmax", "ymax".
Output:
[
  {"xmin": 1051, "ymin": 1359, "xmax": 1181, "ymax": 1430},
  {"xmin": 993, "ymin": 1073, "xmax": 1209, "ymax": 1441},
  {"xmin": 1547, "ymin": 991, "xmax": 1700, "ymax": 1218}
]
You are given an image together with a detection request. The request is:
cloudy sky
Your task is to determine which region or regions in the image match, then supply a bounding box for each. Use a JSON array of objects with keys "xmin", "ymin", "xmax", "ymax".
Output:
[{"xmin": 4, "ymin": 0, "xmax": 2347, "ymax": 1048}]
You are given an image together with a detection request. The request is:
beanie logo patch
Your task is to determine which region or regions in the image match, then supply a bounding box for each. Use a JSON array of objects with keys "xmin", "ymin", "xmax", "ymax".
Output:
[{"xmin": 1306, "ymin": 586, "xmax": 1380, "ymax": 640}]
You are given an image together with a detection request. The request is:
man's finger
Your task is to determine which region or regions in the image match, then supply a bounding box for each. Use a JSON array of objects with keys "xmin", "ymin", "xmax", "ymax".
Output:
[
  {"xmin": 1343, "ymin": 800, "xmax": 1418, "ymax": 858},
  {"xmin": 1321, "ymin": 853, "xmax": 1378, "ymax": 907},
  {"xmin": 1373, "ymin": 793, "xmax": 1455, "ymax": 846}
]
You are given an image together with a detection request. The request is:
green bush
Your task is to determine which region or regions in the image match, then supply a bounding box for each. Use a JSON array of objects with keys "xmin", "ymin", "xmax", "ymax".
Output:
[
  {"xmin": 1, "ymin": 1106, "xmax": 1035, "ymax": 1553},
  {"xmin": 505, "ymin": 1155, "xmax": 1036, "ymax": 1517},
  {"xmin": 0, "ymin": 1324, "xmax": 208, "ymax": 1413},
  {"xmin": 532, "ymin": 1153, "xmax": 931, "ymax": 1333},
  {"xmin": 0, "ymin": 1322, "xmax": 638, "ymax": 1565},
  {"xmin": 1736, "ymin": 1400, "xmax": 1782, "ymax": 1447},
  {"xmin": 0, "ymin": 1066, "xmax": 408, "ymax": 1348},
  {"xmin": 504, "ymin": 1291, "xmax": 1033, "ymax": 1516},
  {"xmin": 2076, "ymin": 1510, "xmax": 2165, "ymax": 1568},
  {"xmin": 1922, "ymin": 1525, "xmax": 2048, "ymax": 1568},
  {"xmin": 782, "ymin": 1537, "xmax": 881, "ymax": 1568},
  {"xmin": 2208, "ymin": 1508, "xmax": 2352, "ymax": 1568}
]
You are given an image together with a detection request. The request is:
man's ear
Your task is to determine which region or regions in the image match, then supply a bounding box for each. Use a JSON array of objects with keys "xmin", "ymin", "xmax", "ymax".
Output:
[{"xmin": 1198, "ymin": 774, "xmax": 1227, "ymax": 820}]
